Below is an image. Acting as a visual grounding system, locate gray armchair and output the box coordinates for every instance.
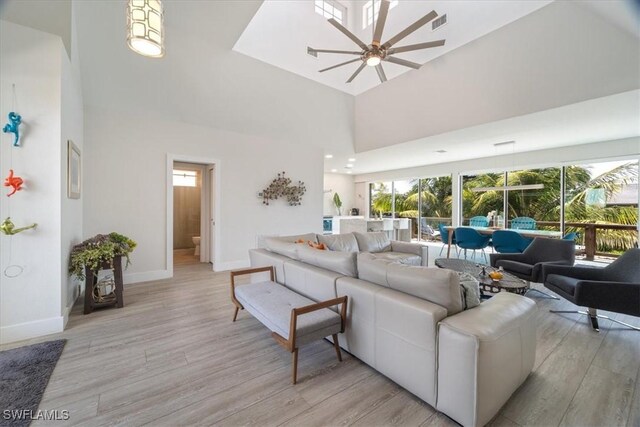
[490,237,576,299]
[541,248,640,331]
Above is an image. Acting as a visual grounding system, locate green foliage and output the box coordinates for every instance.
[70,232,137,281]
[333,192,342,209]
[371,162,638,253]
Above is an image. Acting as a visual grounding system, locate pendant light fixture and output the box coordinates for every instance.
[127,0,165,58]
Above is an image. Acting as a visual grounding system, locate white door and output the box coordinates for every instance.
[208,165,216,269]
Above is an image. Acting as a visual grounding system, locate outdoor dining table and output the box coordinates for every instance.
[444,226,563,258]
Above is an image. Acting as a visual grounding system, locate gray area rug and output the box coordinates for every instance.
[0,340,66,427]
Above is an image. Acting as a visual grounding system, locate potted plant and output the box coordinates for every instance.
[69,232,137,280]
[333,192,343,216]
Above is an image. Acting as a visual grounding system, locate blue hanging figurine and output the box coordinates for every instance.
[3,112,22,147]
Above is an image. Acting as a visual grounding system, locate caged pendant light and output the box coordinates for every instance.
[126,0,165,58]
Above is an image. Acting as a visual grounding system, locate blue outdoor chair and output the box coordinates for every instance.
[469,216,490,227]
[455,227,491,262]
[438,223,459,257]
[511,217,537,230]
[563,232,579,241]
[492,230,533,253]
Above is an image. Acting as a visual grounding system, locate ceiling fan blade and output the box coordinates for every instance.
[382,10,438,49]
[372,0,390,45]
[385,56,422,69]
[328,18,369,51]
[319,58,362,73]
[308,47,362,55]
[346,62,367,83]
[387,39,445,55]
[375,64,387,83]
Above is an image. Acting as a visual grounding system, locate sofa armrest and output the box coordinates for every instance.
[437,293,537,427]
[541,264,603,283]
[531,260,574,283]
[489,252,527,268]
[390,241,429,266]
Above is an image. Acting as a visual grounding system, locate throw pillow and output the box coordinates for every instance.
[458,272,481,309]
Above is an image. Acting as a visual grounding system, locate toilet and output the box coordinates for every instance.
[192,236,201,256]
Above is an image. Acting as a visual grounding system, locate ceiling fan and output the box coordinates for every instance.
[308,0,445,84]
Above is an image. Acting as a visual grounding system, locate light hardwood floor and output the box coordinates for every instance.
[3,259,639,427]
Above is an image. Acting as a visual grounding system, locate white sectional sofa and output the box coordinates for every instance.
[248,232,537,427]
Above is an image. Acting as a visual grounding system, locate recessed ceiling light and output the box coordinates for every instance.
[331,169,337,173]
[325,154,333,159]
[346,171,352,174]
[348,158,356,162]
[435,150,447,153]
[346,164,353,168]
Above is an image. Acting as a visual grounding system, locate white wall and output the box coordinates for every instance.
[323,173,355,216]
[60,6,84,324]
[83,107,324,281]
[0,21,64,343]
[355,1,640,152]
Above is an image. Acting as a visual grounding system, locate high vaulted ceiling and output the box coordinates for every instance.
[234,0,553,95]
[2,0,638,177]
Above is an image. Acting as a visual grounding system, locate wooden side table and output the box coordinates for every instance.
[83,255,124,314]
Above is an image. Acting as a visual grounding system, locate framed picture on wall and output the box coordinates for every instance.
[67,140,81,199]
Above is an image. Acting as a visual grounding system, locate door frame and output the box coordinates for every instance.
[166,154,221,276]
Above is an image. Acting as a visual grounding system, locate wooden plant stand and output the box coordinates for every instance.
[83,255,124,314]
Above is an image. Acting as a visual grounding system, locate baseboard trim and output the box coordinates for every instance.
[124,269,172,285]
[0,316,64,345]
[215,259,250,272]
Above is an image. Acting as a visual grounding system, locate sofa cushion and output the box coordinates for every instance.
[297,245,358,277]
[263,233,317,259]
[264,237,300,259]
[318,233,359,252]
[496,260,533,277]
[354,231,391,253]
[371,251,421,266]
[235,281,341,346]
[357,253,463,315]
[357,253,394,287]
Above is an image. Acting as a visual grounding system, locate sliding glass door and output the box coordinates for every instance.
[564,160,638,260]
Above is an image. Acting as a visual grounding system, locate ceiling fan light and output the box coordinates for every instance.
[366,55,381,67]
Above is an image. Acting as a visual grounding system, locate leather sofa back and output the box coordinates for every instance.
[283,260,340,303]
[262,233,318,259]
[297,245,358,277]
[317,233,360,252]
[358,253,463,315]
[354,231,391,253]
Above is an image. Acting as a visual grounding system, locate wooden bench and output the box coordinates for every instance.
[230,266,347,384]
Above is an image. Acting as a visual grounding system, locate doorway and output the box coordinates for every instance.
[168,157,218,272]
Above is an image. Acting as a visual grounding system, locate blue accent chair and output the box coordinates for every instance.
[469,216,490,227]
[492,230,533,253]
[438,223,459,257]
[563,232,579,241]
[455,227,491,262]
[511,217,537,230]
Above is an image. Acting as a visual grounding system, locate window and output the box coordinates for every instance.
[173,170,197,187]
[363,0,398,29]
[315,0,347,25]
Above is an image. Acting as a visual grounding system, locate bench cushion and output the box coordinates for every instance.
[235,281,342,346]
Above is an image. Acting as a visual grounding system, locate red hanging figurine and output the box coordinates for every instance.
[4,169,23,197]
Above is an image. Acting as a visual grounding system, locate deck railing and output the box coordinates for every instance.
[417,216,638,260]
